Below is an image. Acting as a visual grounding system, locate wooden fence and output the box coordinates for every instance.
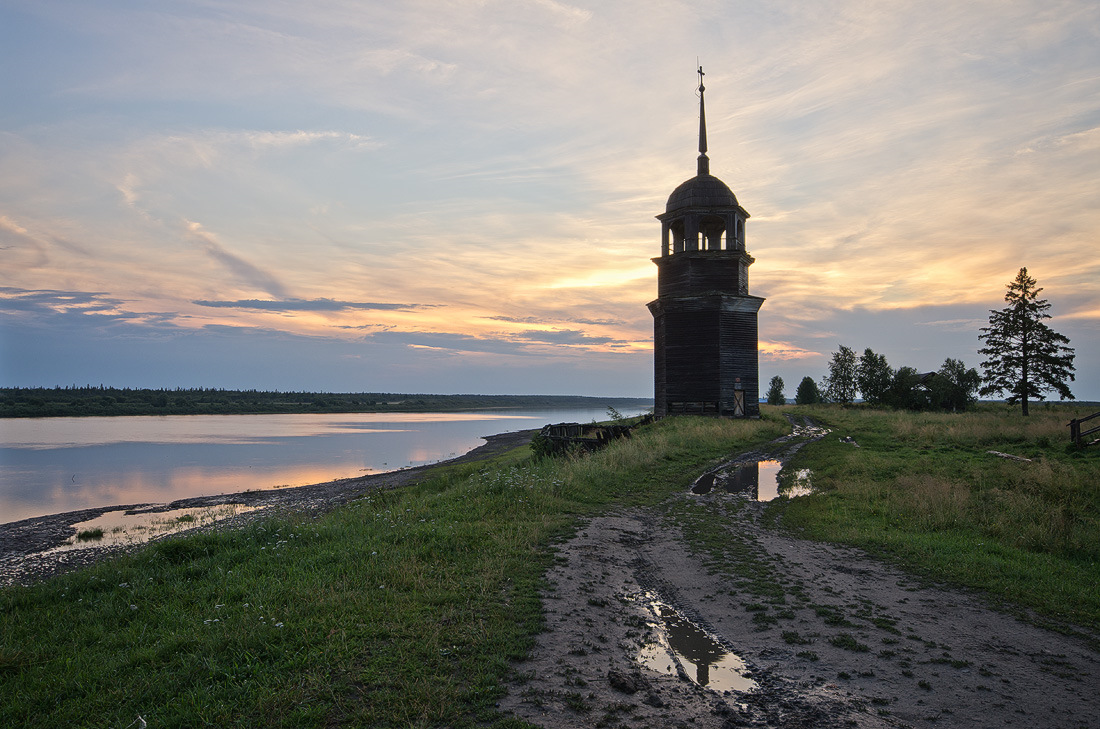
[1069,411,1100,447]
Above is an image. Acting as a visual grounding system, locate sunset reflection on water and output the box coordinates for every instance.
[1,408,645,523]
[1,412,525,449]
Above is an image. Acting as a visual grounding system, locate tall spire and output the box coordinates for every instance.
[697,65,710,176]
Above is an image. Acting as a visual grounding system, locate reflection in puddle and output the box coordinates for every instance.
[47,504,266,554]
[638,597,757,693]
[784,468,814,499]
[692,460,813,501]
[747,460,782,500]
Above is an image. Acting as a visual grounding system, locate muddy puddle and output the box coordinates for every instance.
[692,460,813,500]
[46,503,267,554]
[638,595,758,694]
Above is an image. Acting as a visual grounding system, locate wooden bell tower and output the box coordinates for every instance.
[648,68,764,417]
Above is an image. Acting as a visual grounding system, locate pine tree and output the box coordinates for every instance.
[765,376,785,406]
[978,268,1075,416]
[795,376,822,405]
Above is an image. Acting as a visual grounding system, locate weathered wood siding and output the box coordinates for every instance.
[655,252,752,299]
[649,254,764,418]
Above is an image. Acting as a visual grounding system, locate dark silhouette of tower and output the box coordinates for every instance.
[648,68,764,417]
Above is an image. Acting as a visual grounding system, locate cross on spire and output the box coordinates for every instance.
[697,65,709,175]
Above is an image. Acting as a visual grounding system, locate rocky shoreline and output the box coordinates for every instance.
[0,428,536,588]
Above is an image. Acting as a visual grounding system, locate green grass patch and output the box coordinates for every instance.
[782,630,812,645]
[811,603,857,627]
[75,528,104,541]
[662,498,791,605]
[777,403,1100,631]
[0,415,782,727]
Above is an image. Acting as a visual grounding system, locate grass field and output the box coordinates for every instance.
[2,405,1096,726]
[771,402,1100,632]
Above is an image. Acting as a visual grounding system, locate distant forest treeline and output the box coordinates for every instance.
[0,387,654,419]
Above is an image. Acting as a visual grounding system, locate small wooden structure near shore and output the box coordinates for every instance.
[537,415,655,456]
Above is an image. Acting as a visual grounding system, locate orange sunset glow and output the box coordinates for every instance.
[1,1,1097,398]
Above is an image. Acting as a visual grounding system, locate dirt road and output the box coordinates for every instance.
[501,420,1099,729]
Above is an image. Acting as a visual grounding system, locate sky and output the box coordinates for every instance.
[1,0,1098,400]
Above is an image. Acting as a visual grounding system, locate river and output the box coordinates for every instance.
[0,407,648,524]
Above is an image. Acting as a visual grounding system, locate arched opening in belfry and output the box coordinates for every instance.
[668,219,685,254]
[700,215,727,250]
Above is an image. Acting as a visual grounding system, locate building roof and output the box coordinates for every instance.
[665,173,739,212]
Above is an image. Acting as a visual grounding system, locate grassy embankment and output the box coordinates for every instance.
[2,406,1097,726]
[0,415,785,728]
[771,402,1100,633]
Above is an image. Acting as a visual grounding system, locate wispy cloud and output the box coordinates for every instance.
[513,329,617,347]
[369,326,636,358]
[240,130,377,151]
[0,287,122,314]
[760,340,821,361]
[0,287,181,333]
[192,298,426,312]
[183,221,289,299]
[0,215,48,269]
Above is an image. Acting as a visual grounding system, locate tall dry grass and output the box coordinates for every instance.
[781,403,1100,627]
[882,402,1092,449]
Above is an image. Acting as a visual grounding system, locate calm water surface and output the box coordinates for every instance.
[0,408,646,524]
